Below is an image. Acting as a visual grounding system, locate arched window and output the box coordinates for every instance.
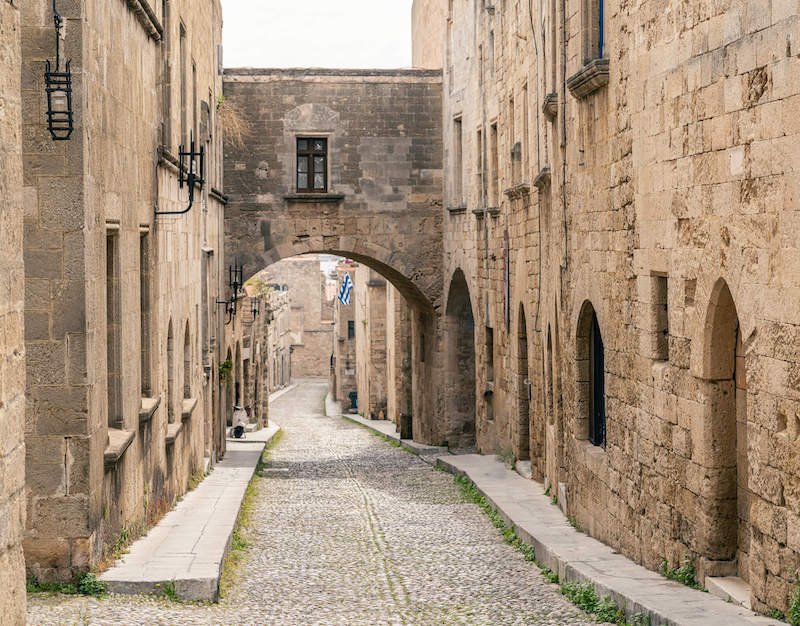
[183,322,191,399]
[588,311,605,447]
[167,320,175,423]
[577,302,605,448]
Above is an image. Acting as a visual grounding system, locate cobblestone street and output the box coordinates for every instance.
[28,380,594,625]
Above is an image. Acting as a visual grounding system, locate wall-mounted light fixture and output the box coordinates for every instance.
[155,133,205,216]
[228,262,243,294]
[45,0,74,141]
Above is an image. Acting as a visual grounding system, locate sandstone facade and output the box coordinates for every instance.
[440,0,800,614]
[222,69,444,442]
[20,0,228,581]
[0,0,27,621]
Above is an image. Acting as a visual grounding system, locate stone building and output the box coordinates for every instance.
[330,261,358,410]
[254,255,333,379]
[222,67,444,443]
[0,0,27,621]
[439,0,800,614]
[20,0,227,581]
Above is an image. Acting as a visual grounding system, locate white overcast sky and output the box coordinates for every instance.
[222,1,414,69]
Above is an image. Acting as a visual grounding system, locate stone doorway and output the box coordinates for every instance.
[698,279,750,582]
[516,304,530,461]
[445,269,476,449]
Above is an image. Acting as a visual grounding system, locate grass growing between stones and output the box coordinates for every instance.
[659,557,706,591]
[27,572,106,598]
[452,472,651,626]
[219,429,283,599]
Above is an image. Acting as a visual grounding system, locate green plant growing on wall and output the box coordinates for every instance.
[219,359,233,388]
[659,556,706,591]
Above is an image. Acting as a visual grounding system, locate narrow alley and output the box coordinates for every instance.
[27,380,595,625]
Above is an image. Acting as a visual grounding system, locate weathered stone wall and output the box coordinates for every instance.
[412,0,447,69]
[222,68,445,441]
[440,0,800,614]
[21,0,225,580]
[355,266,388,419]
[0,0,27,621]
[256,255,333,378]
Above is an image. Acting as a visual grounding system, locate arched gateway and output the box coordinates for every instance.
[222,68,444,443]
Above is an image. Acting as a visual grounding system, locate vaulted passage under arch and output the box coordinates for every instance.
[222,68,445,444]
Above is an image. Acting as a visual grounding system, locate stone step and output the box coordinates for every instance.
[706,576,752,610]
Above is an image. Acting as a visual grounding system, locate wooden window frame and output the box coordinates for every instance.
[296,137,328,193]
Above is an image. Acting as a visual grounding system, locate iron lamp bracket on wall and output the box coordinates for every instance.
[155,133,205,216]
[45,0,74,141]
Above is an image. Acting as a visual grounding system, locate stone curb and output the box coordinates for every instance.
[99,424,281,603]
[328,396,447,464]
[434,454,780,626]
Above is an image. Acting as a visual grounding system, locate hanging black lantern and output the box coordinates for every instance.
[45,1,74,141]
[178,132,205,209]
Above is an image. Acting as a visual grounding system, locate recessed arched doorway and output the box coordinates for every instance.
[698,278,749,581]
[516,304,530,461]
[444,269,476,450]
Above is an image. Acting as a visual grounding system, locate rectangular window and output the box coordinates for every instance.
[583,0,605,62]
[140,232,152,397]
[107,230,122,429]
[347,320,355,339]
[522,84,529,177]
[652,274,669,361]
[476,128,483,204]
[297,137,327,192]
[453,117,463,205]
[161,0,171,146]
[179,23,187,147]
[192,62,198,141]
[486,326,494,381]
[489,122,499,206]
[489,30,495,79]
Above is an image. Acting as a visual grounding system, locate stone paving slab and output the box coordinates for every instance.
[99,423,280,603]
[435,453,780,626]
[328,394,447,462]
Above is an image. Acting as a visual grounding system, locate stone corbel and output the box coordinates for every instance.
[166,422,183,446]
[542,92,558,120]
[139,396,161,425]
[181,398,198,421]
[533,167,552,191]
[104,428,136,472]
[566,58,610,99]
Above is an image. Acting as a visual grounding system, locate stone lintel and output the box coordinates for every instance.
[283,193,345,203]
[181,398,198,421]
[139,396,161,425]
[165,422,183,445]
[472,208,486,218]
[566,58,610,99]
[104,429,136,472]
[447,205,467,214]
[486,206,501,217]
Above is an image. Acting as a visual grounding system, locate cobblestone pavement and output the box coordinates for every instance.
[27,380,596,625]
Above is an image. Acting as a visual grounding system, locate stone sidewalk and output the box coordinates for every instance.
[342,409,780,626]
[99,424,280,602]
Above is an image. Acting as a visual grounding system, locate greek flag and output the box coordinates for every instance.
[338,274,354,306]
